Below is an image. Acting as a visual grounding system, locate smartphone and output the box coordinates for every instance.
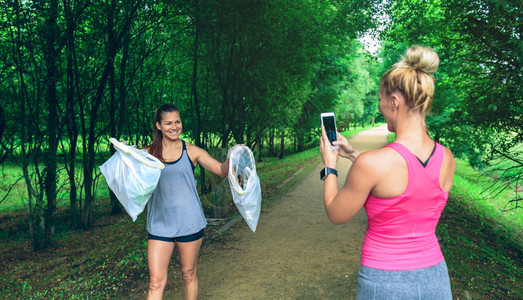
[320,112,338,150]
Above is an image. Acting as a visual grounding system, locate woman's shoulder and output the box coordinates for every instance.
[440,144,456,172]
[354,145,405,172]
[185,141,202,152]
[440,144,454,158]
[357,145,403,162]
[184,141,209,159]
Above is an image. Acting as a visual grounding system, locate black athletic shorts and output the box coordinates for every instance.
[148,228,204,243]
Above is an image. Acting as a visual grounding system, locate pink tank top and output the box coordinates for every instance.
[361,142,448,270]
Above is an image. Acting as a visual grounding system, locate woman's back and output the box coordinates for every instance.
[368,139,455,200]
[362,142,450,270]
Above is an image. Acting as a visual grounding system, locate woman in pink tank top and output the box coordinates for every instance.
[320,45,456,299]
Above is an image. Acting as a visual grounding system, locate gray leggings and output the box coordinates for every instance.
[356,260,452,300]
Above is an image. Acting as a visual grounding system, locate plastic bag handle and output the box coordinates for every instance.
[109,138,165,169]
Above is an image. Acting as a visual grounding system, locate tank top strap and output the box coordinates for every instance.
[385,143,419,166]
[424,142,444,180]
[385,142,444,182]
[181,140,195,172]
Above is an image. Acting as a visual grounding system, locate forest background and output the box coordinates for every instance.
[0,0,520,297]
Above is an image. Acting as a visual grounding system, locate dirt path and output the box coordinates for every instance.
[165,125,390,299]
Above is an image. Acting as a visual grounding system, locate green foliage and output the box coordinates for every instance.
[335,45,377,129]
[379,0,522,207]
[386,132,396,144]
[297,38,381,151]
[0,0,384,245]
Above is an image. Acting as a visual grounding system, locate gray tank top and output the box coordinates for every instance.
[146,140,207,237]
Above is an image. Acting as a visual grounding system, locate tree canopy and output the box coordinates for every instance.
[378,0,521,207]
[0,0,381,249]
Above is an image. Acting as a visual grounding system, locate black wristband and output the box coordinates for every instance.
[320,167,338,181]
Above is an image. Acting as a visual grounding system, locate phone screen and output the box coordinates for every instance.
[323,115,337,145]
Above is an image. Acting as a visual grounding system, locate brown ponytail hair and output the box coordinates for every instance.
[381,45,439,114]
[147,104,180,162]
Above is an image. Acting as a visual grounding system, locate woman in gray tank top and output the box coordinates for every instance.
[145,104,237,300]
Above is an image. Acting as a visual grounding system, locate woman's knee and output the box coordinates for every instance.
[149,275,168,291]
[181,266,197,283]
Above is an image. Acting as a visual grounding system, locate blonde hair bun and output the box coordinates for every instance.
[381,45,440,114]
[396,45,439,75]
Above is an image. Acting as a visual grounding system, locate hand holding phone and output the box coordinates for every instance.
[321,112,338,150]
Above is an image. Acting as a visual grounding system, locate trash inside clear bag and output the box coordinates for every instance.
[227,145,262,232]
[100,138,164,221]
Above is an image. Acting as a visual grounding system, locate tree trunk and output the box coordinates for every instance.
[81,54,114,228]
[269,128,275,155]
[43,0,59,247]
[256,133,263,163]
[191,0,206,194]
[108,0,122,215]
[63,0,80,228]
[117,26,129,139]
[279,130,285,159]
[296,127,305,152]
[23,160,46,250]
[0,102,6,164]
[9,1,46,249]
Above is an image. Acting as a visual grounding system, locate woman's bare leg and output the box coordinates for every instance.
[176,238,203,300]
[147,239,175,300]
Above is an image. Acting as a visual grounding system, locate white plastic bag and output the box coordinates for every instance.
[99,138,164,221]
[227,145,262,232]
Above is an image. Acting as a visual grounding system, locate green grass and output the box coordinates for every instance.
[452,159,522,234]
[439,158,522,299]
[0,163,28,213]
[0,164,111,215]
[438,191,522,299]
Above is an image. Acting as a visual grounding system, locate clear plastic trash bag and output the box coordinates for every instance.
[99,138,164,221]
[227,145,262,232]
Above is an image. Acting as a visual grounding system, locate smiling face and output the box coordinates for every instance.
[156,111,182,141]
